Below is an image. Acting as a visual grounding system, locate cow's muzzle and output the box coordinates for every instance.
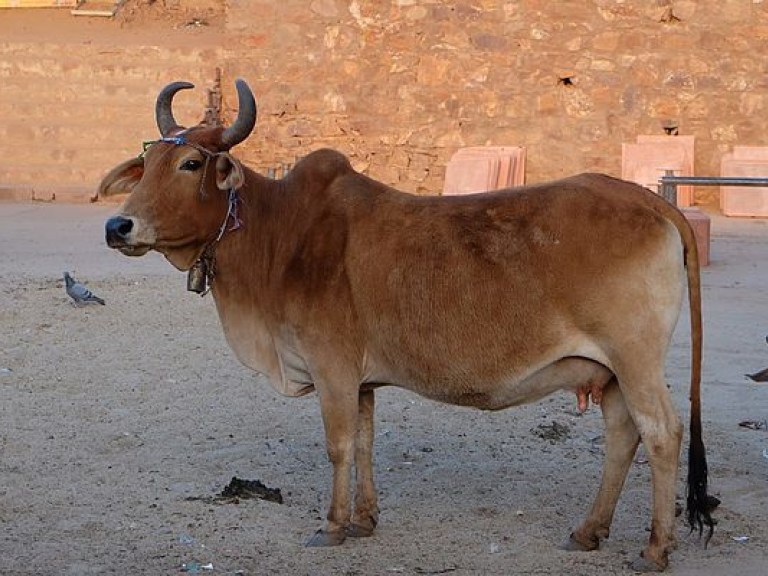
[105,215,150,256]
[105,215,133,246]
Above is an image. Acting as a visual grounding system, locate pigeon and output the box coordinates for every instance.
[63,272,105,306]
[746,367,768,382]
[744,336,768,382]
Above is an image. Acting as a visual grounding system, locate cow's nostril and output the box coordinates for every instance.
[105,215,134,246]
[117,220,133,236]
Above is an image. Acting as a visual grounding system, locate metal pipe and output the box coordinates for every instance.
[660,169,678,204]
[657,174,768,207]
[659,176,768,187]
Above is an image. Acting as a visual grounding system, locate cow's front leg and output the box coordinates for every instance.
[306,385,359,547]
[348,389,378,537]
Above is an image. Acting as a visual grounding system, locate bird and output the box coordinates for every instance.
[747,367,768,382]
[63,272,105,306]
[745,335,768,382]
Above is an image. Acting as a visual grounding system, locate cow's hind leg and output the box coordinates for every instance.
[347,389,379,537]
[565,378,640,551]
[618,366,683,571]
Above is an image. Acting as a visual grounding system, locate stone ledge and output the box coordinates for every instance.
[0,185,34,202]
[0,184,96,203]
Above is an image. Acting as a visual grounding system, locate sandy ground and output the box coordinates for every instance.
[0,201,767,576]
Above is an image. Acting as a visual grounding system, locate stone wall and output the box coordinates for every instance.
[2,0,768,204]
[225,0,768,204]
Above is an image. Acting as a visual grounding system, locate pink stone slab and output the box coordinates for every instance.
[681,207,710,266]
[720,154,768,217]
[621,140,694,206]
[443,147,526,194]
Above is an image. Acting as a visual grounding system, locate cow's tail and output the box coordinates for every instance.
[671,208,714,542]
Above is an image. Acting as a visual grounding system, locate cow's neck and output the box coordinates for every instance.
[203,169,312,394]
[213,169,301,293]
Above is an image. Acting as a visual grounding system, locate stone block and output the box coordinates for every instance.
[681,207,710,266]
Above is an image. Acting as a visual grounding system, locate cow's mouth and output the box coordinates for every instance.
[115,244,152,257]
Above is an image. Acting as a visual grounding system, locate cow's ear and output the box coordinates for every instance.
[98,157,144,198]
[215,153,245,191]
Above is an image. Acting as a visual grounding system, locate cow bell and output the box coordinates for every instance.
[187,259,208,294]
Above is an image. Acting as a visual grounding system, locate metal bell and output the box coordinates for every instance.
[187,259,208,294]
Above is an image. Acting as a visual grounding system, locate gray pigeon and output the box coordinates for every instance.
[745,335,768,382]
[63,272,105,305]
[747,368,768,382]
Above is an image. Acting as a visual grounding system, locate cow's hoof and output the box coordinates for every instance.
[630,552,666,572]
[347,512,377,538]
[345,523,374,538]
[562,532,599,552]
[305,528,346,547]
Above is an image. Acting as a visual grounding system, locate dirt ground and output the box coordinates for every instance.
[0,201,767,576]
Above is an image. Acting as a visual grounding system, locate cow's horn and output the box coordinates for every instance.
[220,79,257,150]
[156,81,195,137]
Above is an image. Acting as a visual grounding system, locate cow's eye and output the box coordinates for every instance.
[180,159,203,171]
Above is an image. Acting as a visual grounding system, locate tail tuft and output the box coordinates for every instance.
[686,426,714,544]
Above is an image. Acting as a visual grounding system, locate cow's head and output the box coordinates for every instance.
[103,79,256,271]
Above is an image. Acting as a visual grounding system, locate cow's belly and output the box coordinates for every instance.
[368,356,613,411]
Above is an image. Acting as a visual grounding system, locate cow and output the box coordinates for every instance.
[101,79,714,571]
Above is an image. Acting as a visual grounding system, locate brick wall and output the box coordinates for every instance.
[2,1,768,204]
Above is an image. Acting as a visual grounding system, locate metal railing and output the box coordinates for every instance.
[658,169,768,206]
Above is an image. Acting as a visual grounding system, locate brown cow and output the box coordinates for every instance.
[102,79,713,571]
